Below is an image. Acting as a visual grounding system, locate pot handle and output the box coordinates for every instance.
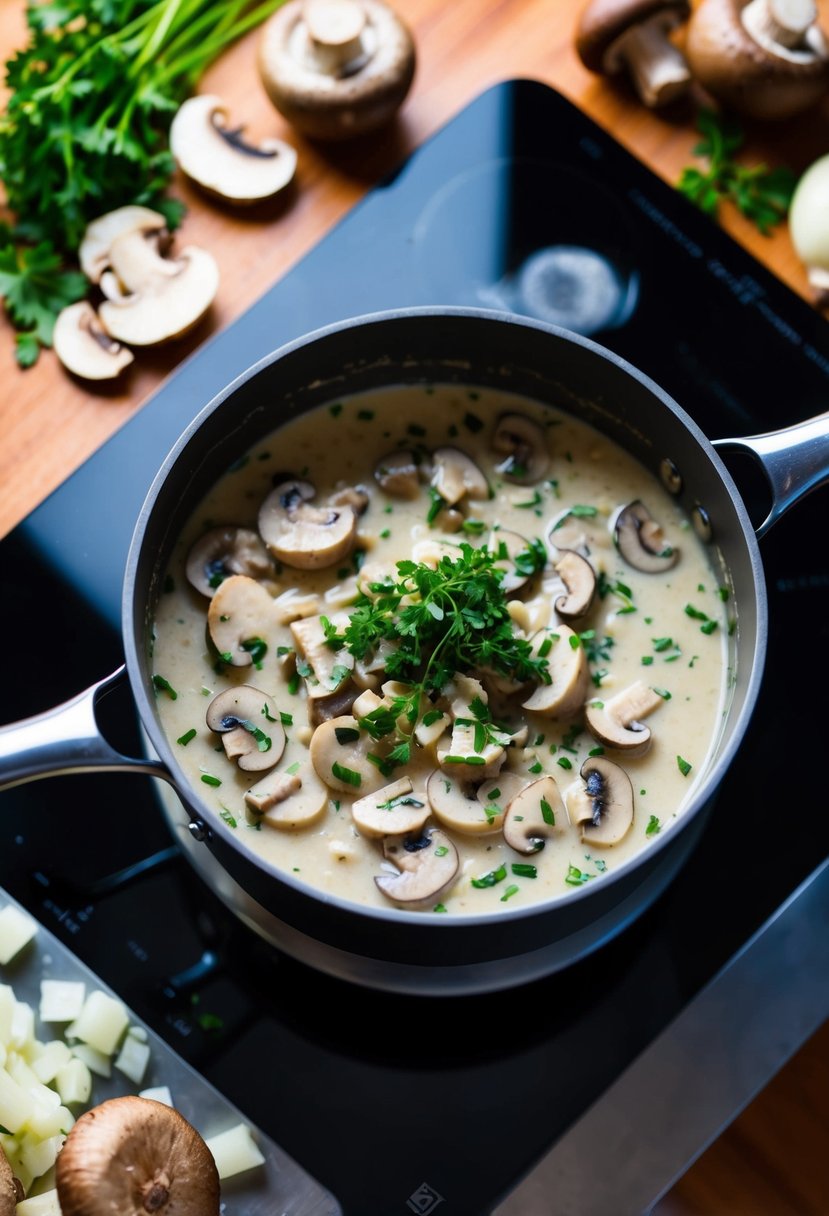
[713,410,829,540]
[0,667,173,793]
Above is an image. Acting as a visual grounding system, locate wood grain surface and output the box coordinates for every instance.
[2,2,829,1211]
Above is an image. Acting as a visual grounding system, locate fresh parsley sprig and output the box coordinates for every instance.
[677,109,796,234]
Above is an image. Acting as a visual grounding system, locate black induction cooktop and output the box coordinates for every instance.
[2,80,829,1215]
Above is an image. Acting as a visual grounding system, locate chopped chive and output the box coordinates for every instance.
[219,808,237,828]
[652,687,672,700]
[500,884,520,902]
[332,762,361,786]
[677,755,692,777]
[528,761,543,774]
[471,864,507,888]
[177,728,197,746]
[286,761,301,775]
[433,903,448,913]
[152,675,177,700]
[434,845,449,857]
[565,865,593,886]
[642,656,654,666]
[444,755,486,765]
[334,726,360,745]
[279,710,293,726]
[540,798,555,826]
[556,756,573,770]
[287,673,300,696]
[511,863,538,879]
[201,774,221,787]
[700,620,718,635]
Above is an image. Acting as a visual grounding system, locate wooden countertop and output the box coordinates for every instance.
[2,0,829,539]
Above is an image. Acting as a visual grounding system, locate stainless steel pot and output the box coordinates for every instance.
[2,309,828,995]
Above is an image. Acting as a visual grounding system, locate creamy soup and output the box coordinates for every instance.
[152,384,729,916]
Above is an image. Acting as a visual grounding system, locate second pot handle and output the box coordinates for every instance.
[713,410,829,540]
[0,667,172,794]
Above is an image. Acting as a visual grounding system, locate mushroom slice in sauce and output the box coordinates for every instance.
[374,450,420,498]
[310,714,387,793]
[290,614,354,698]
[206,686,285,772]
[489,527,537,594]
[585,680,664,755]
[491,412,550,483]
[56,1095,220,1216]
[614,500,678,573]
[521,625,590,718]
[352,776,429,838]
[246,761,329,829]
[552,550,597,619]
[259,479,357,570]
[431,447,489,506]
[427,769,493,834]
[186,526,272,597]
[375,828,459,908]
[503,775,569,854]
[568,756,635,846]
[207,575,276,666]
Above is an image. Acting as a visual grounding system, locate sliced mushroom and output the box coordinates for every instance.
[375,828,459,907]
[491,413,550,483]
[258,0,416,141]
[503,775,569,854]
[206,686,285,772]
[375,450,420,498]
[53,301,134,381]
[431,447,489,506]
[259,479,357,570]
[207,575,275,666]
[328,483,370,515]
[427,769,493,834]
[585,680,664,754]
[521,625,590,718]
[308,683,360,725]
[290,614,354,698]
[567,756,634,846]
[246,760,329,828]
[98,228,219,346]
[309,714,386,793]
[186,526,272,597]
[169,94,297,203]
[489,528,536,594]
[272,587,322,623]
[552,550,597,619]
[79,205,167,283]
[352,776,430,837]
[0,1145,22,1215]
[614,500,678,573]
[55,1095,220,1216]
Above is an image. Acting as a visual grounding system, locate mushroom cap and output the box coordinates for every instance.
[375,828,459,906]
[259,480,357,570]
[170,94,297,203]
[431,447,489,506]
[489,528,536,594]
[258,0,416,140]
[99,229,219,346]
[0,1146,21,1216]
[491,412,550,484]
[585,680,664,754]
[53,300,134,381]
[521,625,590,718]
[310,714,387,793]
[374,449,421,499]
[569,755,635,846]
[686,0,829,118]
[576,0,690,71]
[207,574,276,666]
[352,776,430,837]
[553,549,597,619]
[502,774,569,854]
[79,205,167,283]
[614,499,678,574]
[186,525,273,597]
[56,1096,220,1216]
[206,685,286,771]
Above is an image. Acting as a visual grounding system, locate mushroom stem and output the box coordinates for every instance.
[742,0,816,49]
[807,264,829,299]
[616,15,691,105]
[304,0,368,70]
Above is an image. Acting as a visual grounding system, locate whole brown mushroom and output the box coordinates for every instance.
[56,1095,220,1216]
[686,0,829,119]
[575,0,692,106]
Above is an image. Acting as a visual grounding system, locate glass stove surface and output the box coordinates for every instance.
[1,80,828,1215]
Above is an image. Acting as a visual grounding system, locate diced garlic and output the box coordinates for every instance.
[39,979,85,1024]
[139,1084,173,1106]
[205,1123,266,1180]
[0,905,37,965]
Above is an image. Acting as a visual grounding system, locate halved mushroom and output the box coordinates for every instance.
[52,300,134,381]
[614,500,678,573]
[207,575,275,666]
[552,550,597,619]
[375,828,459,907]
[98,228,219,346]
[431,447,489,506]
[503,775,569,854]
[352,776,430,837]
[521,625,590,718]
[259,479,357,570]
[290,614,354,698]
[186,526,272,597]
[489,528,537,594]
[567,756,634,846]
[79,205,167,283]
[206,686,285,772]
[0,1145,22,1215]
[375,450,420,498]
[491,413,550,483]
[246,759,328,828]
[55,1095,220,1216]
[427,769,492,834]
[585,680,664,754]
[169,94,297,204]
[309,714,387,793]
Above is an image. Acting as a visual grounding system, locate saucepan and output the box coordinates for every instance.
[1,308,827,996]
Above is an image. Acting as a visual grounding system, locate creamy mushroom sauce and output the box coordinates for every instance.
[152,384,729,916]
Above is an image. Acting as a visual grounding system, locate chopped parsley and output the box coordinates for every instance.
[565,865,593,886]
[152,675,177,700]
[332,762,361,787]
[471,864,507,888]
[500,884,520,902]
[677,755,692,777]
[646,815,662,837]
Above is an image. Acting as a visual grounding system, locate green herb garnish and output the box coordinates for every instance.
[332,762,361,787]
[471,864,508,889]
[177,728,197,746]
[152,675,177,700]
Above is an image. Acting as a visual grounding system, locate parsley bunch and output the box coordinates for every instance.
[0,0,286,364]
[678,108,796,234]
[330,544,550,753]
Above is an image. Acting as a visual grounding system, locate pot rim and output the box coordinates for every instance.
[124,305,768,931]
